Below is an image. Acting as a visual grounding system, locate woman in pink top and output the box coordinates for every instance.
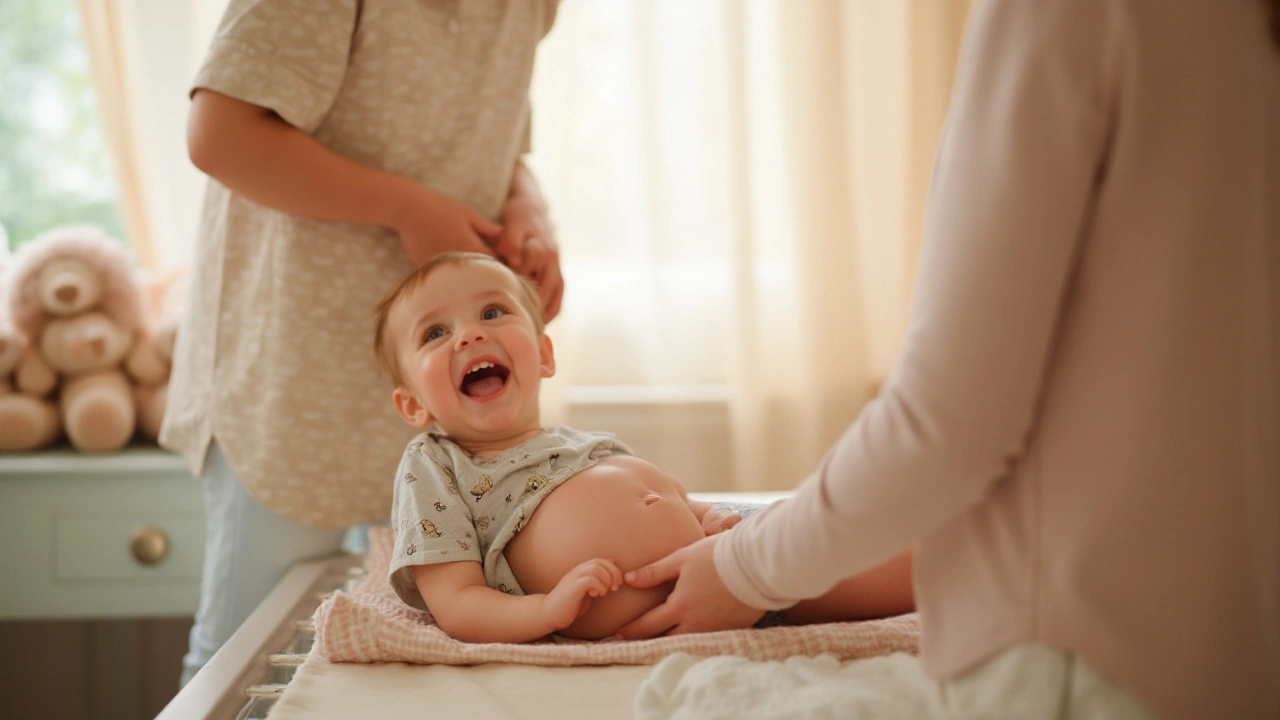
[618,1,1280,718]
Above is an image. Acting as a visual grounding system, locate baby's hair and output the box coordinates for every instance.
[373,252,545,387]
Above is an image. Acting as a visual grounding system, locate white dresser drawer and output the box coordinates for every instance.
[0,448,206,619]
[54,509,204,582]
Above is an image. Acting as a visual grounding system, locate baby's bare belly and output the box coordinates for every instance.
[503,455,705,639]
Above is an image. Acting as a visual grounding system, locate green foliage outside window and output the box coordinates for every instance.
[0,0,126,253]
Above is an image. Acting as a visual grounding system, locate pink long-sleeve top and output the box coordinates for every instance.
[715,2,1280,719]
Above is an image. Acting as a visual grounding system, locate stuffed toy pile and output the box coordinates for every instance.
[0,223,182,453]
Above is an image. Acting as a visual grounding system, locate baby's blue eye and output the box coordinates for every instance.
[482,306,506,321]
[424,326,446,342]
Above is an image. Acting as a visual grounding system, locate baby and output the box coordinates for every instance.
[373,252,915,644]
[374,252,744,642]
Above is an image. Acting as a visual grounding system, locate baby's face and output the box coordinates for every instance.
[388,261,553,444]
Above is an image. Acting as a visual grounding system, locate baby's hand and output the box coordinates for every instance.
[542,558,623,632]
[701,507,742,535]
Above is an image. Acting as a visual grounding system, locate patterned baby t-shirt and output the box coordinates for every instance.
[388,426,632,611]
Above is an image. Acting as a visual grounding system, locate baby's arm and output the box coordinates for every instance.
[186,90,499,265]
[412,558,623,643]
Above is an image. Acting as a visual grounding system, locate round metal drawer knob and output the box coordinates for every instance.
[130,526,169,565]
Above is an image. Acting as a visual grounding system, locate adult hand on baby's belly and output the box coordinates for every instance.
[503,456,707,639]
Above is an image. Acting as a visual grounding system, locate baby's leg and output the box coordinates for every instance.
[783,547,916,624]
[717,503,915,623]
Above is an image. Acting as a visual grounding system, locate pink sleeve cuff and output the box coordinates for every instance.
[714,505,799,611]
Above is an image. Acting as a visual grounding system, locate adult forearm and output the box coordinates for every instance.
[187,89,417,229]
[434,587,556,643]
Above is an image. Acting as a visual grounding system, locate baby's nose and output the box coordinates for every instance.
[456,329,486,347]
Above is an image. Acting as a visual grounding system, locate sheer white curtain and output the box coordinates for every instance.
[530,0,972,491]
[76,0,156,266]
[77,0,218,269]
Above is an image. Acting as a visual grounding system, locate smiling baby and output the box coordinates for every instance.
[372,252,740,642]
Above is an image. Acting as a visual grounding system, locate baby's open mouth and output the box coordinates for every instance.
[460,361,510,397]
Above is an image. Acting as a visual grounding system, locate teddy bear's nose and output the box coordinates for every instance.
[55,285,79,305]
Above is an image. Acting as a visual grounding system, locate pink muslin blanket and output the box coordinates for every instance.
[315,527,919,666]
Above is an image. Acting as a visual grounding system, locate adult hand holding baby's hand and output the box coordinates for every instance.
[541,557,623,632]
[392,183,502,267]
[614,535,765,639]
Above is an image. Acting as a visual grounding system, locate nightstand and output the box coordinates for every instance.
[0,446,205,620]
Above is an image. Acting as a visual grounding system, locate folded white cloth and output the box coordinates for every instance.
[637,644,1164,720]
[635,652,936,720]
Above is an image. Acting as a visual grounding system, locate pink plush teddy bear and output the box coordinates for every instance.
[4,225,147,452]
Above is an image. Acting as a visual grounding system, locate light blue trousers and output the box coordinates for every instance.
[180,444,349,686]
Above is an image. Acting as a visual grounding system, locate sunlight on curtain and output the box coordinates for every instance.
[76,0,220,269]
[530,0,972,490]
[76,0,157,266]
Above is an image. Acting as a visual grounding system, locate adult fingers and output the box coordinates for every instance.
[491,225,525,269]
[614,602,679,640]
[522,236,550,277]
[451,215,496,255]
[459,229,496,256]
[403,226,489,266]
[624,550,682,589]
[467,207,503,240]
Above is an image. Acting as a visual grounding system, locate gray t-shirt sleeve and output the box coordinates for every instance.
[191,0,357,132]
[387,443,483,611]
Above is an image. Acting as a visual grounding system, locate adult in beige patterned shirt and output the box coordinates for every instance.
[162,0,561,684]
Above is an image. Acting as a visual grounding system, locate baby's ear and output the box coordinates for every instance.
[392,387,433,428]
[539,334,555,378]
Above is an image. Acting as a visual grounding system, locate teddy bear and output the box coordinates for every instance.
[0,225,62,452]
[5,225,147,453]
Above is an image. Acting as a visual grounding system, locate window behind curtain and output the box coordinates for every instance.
[0,0,126,252]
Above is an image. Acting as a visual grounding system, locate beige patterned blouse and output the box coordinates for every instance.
[161,0,558,529]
